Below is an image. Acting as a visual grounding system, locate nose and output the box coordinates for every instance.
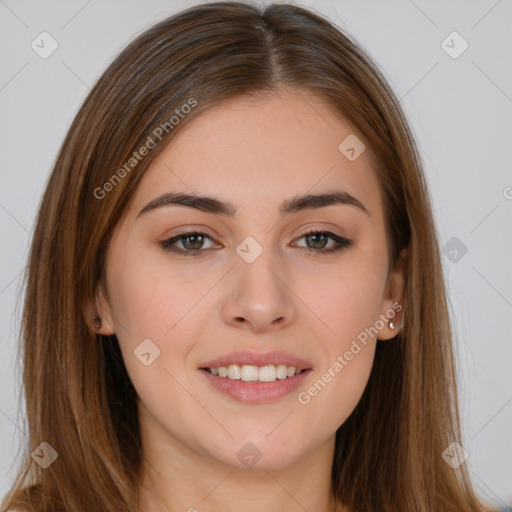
[221,250,296,333]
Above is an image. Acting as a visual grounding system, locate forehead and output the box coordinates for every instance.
[131,88,381,218]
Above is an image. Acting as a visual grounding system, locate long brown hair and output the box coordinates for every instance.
[2,2,487,511]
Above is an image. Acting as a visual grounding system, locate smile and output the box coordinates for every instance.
[199,351,313,404]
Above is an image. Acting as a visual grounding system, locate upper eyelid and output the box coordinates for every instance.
[296,226,337,237]
[168,231,220,248]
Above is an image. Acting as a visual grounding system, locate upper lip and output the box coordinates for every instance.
[199,350,313,370]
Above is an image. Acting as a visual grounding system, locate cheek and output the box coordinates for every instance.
[104,251,207,401]
[107,247,211,340]
[291,254,386,429]
[299,255,387,344]
[296,280,381,437]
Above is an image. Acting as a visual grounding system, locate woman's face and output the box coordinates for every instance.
[94,87,405,471]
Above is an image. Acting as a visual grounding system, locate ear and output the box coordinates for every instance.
[377,247,408,340]
[82,283,116,336]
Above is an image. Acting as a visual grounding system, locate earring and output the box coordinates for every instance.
[389,321,396,330]
[93,316,101,330]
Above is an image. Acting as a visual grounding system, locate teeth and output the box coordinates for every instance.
[227,364,241,379]
[276,364,288,379]
[240,365,259,382]
[258,365,276,382]
[208,364,304,382]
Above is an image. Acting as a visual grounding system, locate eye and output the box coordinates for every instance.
[293,228,353,255]
[160,231,219,257]
[160,228,353,258]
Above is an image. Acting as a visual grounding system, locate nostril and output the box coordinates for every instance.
[273,317,285,324]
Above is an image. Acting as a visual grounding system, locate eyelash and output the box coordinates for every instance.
[160,228,353,258]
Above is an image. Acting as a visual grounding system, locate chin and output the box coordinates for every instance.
[204,435,310,472]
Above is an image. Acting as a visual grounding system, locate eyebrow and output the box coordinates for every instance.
[137,190,369,218]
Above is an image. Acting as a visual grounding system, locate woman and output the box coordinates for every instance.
[2,2,489,511]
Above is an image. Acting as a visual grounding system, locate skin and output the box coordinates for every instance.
[86,87,407,512]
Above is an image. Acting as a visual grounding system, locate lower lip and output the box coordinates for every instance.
[200,368,312,404]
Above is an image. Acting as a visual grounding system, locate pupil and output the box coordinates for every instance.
[308,233,327,249]
[184,234,203,250]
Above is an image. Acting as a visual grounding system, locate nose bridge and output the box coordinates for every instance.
[223,235,295,331]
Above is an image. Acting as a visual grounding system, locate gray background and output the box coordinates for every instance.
[1,0,511,508]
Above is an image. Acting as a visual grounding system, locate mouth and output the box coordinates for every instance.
[198,351,313,404]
